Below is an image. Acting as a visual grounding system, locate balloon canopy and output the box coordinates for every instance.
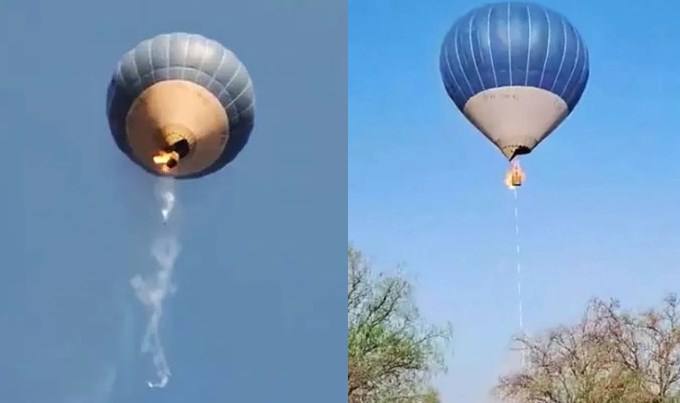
[439,2,589,160]
[106,32,255,178]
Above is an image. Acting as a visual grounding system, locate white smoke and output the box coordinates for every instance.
[158,180,175,223]
[130,177,180,389]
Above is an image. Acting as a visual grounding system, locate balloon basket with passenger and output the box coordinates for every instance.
[504,160,525,189]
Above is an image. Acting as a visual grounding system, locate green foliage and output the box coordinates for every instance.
[348,245,452,403]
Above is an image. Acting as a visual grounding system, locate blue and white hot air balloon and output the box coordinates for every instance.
[106,32,255,179]
[439,2,588,165]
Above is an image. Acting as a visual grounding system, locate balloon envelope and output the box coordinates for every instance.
[439,2,588,160]
[106,32,255,178]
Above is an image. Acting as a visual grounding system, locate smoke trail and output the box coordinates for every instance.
[130,177,180,389]
[512,188,525,368]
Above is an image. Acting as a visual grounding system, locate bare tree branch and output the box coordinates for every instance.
[496,295,680,403]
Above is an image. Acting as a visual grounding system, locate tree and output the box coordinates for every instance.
[495,294,680,403]
[348,245,452,402]
[420,388,442,403]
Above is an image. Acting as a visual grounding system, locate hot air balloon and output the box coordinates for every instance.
[106,32,255,178]
[439,2,588,186]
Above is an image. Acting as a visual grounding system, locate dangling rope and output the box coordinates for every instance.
[504,159,528,368]
[512,187,525,368]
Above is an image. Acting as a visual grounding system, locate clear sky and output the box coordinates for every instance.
[349,0,680,401]
[0,0,347,402]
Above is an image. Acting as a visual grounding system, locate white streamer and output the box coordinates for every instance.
[130,177,180,389]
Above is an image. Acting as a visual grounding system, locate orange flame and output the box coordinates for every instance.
[504,161,525,189]
[152,150,179,172]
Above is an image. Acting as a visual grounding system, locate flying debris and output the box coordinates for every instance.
[106,32,256,178]
[439,2,589,186]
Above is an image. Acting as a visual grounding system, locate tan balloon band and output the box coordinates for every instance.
[463,86,569,161]
[125,80,229,177]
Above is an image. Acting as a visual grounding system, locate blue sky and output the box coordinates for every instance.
[0,0,347,402]
[349,0,680,401]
